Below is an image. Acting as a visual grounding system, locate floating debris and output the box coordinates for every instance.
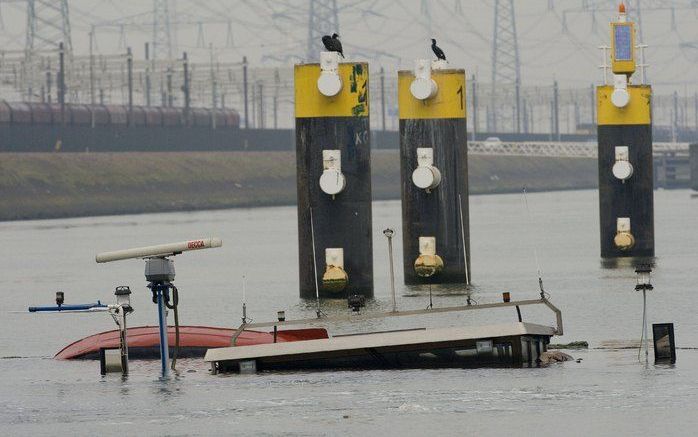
[538,351,574,365]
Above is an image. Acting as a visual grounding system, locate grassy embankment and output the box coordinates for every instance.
[0,151,597,221]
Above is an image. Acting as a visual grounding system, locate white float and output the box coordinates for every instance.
[612,146,634,180]
[611,74,630,108]
[317,51,342,97]
[411,148,442,190]
[319,149,346,196]
[410,59,438,101]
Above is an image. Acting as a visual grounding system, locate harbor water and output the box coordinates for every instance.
[1,189,697,436]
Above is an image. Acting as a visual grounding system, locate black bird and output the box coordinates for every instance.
[322,33,345,58]
[431,38,446,61]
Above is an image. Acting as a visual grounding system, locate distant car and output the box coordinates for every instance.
[484,137,502,146]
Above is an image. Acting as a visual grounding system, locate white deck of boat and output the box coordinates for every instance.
[204,322,556,363]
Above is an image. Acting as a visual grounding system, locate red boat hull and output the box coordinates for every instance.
[54,325,329,360]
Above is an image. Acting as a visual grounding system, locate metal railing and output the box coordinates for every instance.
[468,141,690,158]
[229,296,564,347]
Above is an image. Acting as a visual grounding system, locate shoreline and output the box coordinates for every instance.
[0,151,598,222]
[0,186,599,224]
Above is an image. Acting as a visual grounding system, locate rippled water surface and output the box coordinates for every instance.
[1,189,697,436]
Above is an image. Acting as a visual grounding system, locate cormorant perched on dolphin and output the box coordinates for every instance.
[322,33,345,58]
[431,38,446,61]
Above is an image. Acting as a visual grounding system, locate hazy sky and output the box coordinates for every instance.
[1,0,696,93]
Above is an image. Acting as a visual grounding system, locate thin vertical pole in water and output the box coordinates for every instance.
[643,289,649,365]
[309,208,321,317]
[156,288,169,377]
[522,188,546,296]
[386,230,396,312]
[458,194,470,286]
[119,309,129,375]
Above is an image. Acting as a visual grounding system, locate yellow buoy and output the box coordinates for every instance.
[414,254,444,278]
[322,265,348,292]
[614,231,635,251]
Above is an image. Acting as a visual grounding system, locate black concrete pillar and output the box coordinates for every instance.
[397,66,470,285]
[597,85,654,258]
[295,60,373,299]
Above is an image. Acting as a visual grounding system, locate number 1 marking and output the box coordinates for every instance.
[457,85,464,110]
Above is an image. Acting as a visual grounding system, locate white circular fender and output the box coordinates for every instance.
[611,88,630,108]
[319,169,346,195]
[412,166,442,190]
[317,72,342,97]
[409,78,438,100]
[612,160,634,181]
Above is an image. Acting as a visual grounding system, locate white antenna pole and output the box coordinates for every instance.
[522,188,545,296]
[241,274,248,324]
[458,194,470,286]
[309,208,322,317]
